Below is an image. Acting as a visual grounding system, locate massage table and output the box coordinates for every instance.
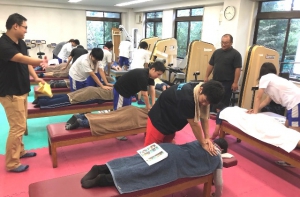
[26,102,114,136]
[47,123,146,168]
[34,86,70,98]
[29,157,237,197]
[30,76,68,85]
[220,120,300,168]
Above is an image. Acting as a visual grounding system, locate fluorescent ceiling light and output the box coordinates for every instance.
[115,0,152,6]
[68,0,82,3]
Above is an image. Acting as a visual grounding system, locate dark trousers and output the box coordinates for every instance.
[211,81,233,112]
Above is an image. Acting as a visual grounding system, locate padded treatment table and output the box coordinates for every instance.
[47,123,147,168]
[110,70,128,78]
[29,158,237,197]
[220,121,300,168]
[34,86,70,98]
[26,102,113,136]
[30,76,68,85]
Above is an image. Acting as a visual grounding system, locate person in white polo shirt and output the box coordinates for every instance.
[68,48,112,92]
[58,39,79,62]
[130,41,150,70]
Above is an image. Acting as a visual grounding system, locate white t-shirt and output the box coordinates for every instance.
[119,40,132,58]
[69,53,99,81]
[100,49,112,68]
[129,49,150,70]
[259,73,300,110]
[57,43,75,60]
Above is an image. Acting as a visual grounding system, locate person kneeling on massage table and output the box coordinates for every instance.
[32,86,113,109]
[80,138,228,197]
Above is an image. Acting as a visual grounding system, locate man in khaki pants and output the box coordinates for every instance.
[0,13,47,172]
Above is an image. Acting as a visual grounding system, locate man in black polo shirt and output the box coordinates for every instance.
[113,61,166,111]
[65,45,88,68]
[0,13,48,172]
[204,34,242,109]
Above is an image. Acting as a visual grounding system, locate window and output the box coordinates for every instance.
[175,8,204,58]
[253,0,300,80]
[86,11,121,50]
[145,11,162,38]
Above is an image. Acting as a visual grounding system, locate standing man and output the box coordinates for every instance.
[113,62,165,141]
[118,37,132,70]
[0,13,47,172]
[204,34,242,110]
[145,81,225,156]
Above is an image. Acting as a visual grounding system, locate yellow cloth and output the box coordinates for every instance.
[37,82,53,97]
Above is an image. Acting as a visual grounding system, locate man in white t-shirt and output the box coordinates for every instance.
[58,39,79,62]
[119,38,132,70]
[130,41,150,70]
[101,41,113,76]
[68,48,112,92]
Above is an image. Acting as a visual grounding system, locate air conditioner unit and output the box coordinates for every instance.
[135,14,142,24]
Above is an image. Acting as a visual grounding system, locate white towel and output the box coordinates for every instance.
[220,106,300,152]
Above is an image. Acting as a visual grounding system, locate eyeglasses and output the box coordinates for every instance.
[20,25,28,30]
[221,41,231,45]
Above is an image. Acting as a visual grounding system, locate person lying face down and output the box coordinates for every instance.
[32,86,113,109]
[65,105,148,132]
[80,138,228,197]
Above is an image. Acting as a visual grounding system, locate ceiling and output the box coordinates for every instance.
[22,0,199,9]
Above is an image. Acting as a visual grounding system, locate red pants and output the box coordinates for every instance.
[144,117,175,146]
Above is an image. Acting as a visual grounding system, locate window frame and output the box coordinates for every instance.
[174,7,203,59]
[253,1,300,81]
[86,11,122,49]
[144,11,163,38]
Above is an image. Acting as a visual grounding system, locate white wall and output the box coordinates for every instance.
[221,0,256,63]
[0,0,129,59]
[162,10,175,39]
[202,5,224,48]
[0,0,258,63]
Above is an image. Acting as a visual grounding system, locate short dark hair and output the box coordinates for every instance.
[215,102,226,111]
[105,41,113,49]
[149,61,166,73]
[77,45,84,49]
[213,138,228,153]
[222,34,233,43]
[68,39,75,42]
[258,62,277,80]
[200,80,224,105]
[74,39,80,45]
[139,41,148,49]
[6,13,27,30]
[91,48,104,61]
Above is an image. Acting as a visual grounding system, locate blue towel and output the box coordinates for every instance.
[107,140,222,194]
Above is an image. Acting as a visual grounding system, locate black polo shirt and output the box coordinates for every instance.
[70,47,88,63]
[148,83,197,135]
[0,34,30,96]
[209,47,242,82]
[114,68,155,98]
